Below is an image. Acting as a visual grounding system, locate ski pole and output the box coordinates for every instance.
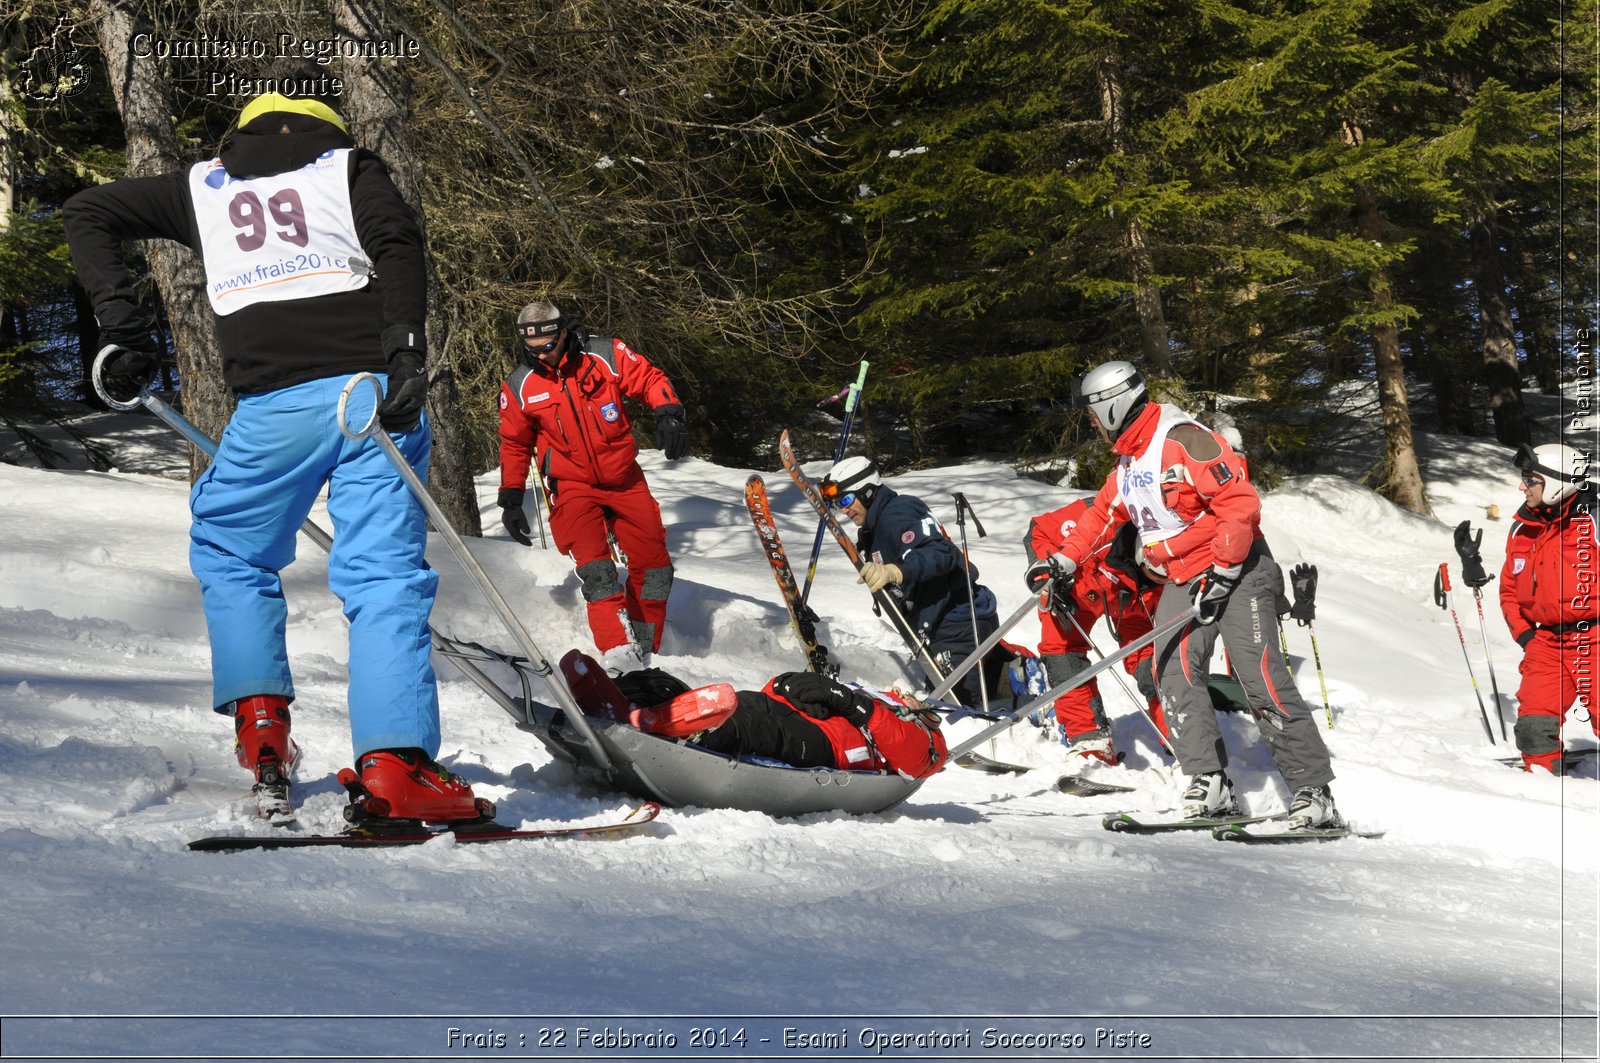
[1056,602,1175,756]
[951,492,989,713]
[1455,521,1509,742]
[1287,563,1334,729]
[1304,625,1334,730]
[338,373,614,771]
[800,360,869,608]
[1471,588,1509,741]
[1434,562,1496,745]
[945,604,1202,761]
[530,474,550,549]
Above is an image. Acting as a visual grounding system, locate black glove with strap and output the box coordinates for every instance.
[1289,563,1317,625]
[1194,564,1242,625]
[772,671,873,725]
[498,487,532,547]
[1024,552,1076,609]
[1453,520,1492,589]
[378,351,427,432]
[655,403,689,460]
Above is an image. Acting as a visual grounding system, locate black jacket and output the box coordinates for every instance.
[62,114,427,394]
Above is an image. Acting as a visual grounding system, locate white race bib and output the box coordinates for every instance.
[1117,404,1204,547]
[189,148,368,315]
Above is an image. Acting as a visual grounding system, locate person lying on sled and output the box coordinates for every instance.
[569,657,949,779]
[698,672,948,780]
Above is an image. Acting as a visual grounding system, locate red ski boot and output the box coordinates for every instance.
[230,694,298,821]
[338,750,495,827]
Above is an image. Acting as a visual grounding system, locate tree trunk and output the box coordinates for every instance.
[333,0,482,536]
[1510,249,1561,393]
[1471,211,1528,446]
[87,0,230,477]
[1096,53,1171,374]
[1356,191,1432,516]
[1,34,15,232]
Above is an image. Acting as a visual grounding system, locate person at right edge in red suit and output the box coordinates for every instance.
[1038,360,1339,828]
[1496,443,1598,773]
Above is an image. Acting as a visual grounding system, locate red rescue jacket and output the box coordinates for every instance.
[762,680,949,779]
[1060,403,1260,585]
[1499,493,1600,643]
[499,334,680,492]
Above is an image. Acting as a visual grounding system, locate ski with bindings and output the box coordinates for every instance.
[1057,775,1137,797]
[745,475,833,674]
[954,751,1031,775]
[189,802,662,852]
[777,430,948,684]
[1213,823,1385,844]
[1102,810,1285,834]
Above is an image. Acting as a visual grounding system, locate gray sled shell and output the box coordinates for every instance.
[523,700,925,817]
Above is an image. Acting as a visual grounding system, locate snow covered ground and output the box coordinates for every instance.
[0,407,1596,1063]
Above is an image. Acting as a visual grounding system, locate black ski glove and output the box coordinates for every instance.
[1516,628,1537,649]
[97,342,159,404]
[1024,553,1076,609]
[378,351,427,432]
[772,671,873,724]
[655,404,689,460]
[1289,563,1317,625]
[498,487,532,546]
[1453,521,1492,588]
[1194,565,1242,625]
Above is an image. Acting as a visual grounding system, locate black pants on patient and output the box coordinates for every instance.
[694,691,834,768]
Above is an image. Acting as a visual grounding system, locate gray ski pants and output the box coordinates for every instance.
[1150,541,1334,790]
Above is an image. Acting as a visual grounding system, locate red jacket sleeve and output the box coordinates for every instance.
[1059,478,1128,569]
[612,338,681,411]
[497,379,536,492]
[1498,540,1530,644]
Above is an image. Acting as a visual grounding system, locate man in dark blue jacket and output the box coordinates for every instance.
[821,456,1000,708]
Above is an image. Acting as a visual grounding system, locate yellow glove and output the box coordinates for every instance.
[857,562,903,593]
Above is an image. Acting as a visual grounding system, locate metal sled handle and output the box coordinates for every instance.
[944,603,1201,762]
[923,596,1037,704]
[90,344,150,413]
[336,373,614,771]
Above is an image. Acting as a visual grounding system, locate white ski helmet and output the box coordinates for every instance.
[1515,443,1590,506]
[1074,360,1148,439]
[821,455,881,506]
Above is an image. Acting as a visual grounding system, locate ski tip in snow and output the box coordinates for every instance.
[954,752,1031,775]
[1055,774,1137,797]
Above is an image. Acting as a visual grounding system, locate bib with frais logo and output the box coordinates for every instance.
[1116,404,1204,547]
[188,148,368,315]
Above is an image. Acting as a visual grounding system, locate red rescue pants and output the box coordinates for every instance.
[1514,627,1600,772]
[550,470,673,654]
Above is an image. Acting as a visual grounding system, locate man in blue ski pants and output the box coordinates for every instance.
[63,60,484,824]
